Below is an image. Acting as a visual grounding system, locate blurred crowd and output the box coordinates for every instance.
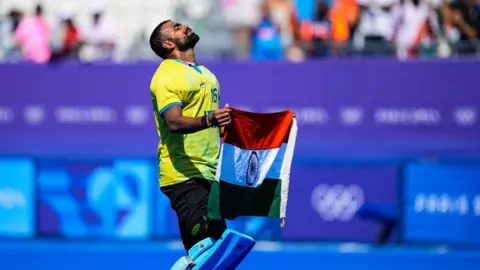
[0,3,115,63]
[0,0,479,63]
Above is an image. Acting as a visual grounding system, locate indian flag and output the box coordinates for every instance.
[207,108,298,226]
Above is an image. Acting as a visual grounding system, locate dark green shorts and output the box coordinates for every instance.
[161,178,227,252]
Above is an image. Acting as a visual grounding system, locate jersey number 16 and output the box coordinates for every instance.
[211,88,218,103]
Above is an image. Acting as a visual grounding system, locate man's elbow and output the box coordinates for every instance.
[166,121,183,134]
[165,119,187,134]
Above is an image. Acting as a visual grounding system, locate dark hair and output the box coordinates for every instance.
[35,4,43,16]
[150,20,173,59]
[65,18,75,28]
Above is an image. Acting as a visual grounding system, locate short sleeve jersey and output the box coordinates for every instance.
[150,59,221,187]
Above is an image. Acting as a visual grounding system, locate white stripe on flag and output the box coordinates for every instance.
[217,143,287,188]
[280,118,298,221]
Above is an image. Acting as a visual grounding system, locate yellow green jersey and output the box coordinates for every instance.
[150,59,221,187]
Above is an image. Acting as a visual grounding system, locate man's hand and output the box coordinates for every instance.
[451,9,478,39]
[208,104,232,127]
[452,10,464,25]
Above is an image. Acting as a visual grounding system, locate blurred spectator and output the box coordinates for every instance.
[390,0,441,59]
[441,1,462,46]
[14,4,51,64]
[0,9,23,62]
[128,30,156,61]
[79,8,116,62]
[50,16,81,62]
[176,0,232,60]
[252,2,284,60]
[355,0,397,56]
[265,0,300,52]
[221,0,263,60]
[299,1,350,57]
[448,0,480,55]
[295,0,320,21]
[334,0,361,43]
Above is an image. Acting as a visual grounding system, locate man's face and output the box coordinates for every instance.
[162,21,200,52]
[93,13,102,24]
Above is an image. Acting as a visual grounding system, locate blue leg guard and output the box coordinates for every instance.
[171,229,256,270]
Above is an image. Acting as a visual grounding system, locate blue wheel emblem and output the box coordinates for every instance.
[246,152,259,186]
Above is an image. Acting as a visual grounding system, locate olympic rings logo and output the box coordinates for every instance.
[310,184,364,222]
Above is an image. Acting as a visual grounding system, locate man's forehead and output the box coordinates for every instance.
[161,20,176,32]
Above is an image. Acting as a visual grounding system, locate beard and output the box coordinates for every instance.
[176,32,200,51]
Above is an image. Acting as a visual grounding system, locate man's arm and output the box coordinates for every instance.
[453,10,478,39]
[163,105,232,134]
[457,20,478,39]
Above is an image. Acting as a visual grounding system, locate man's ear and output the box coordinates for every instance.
[163,40,175,50]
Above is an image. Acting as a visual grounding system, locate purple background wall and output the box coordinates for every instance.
[1,59,479,160]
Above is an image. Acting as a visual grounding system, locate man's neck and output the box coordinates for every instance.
[172,49,196,64]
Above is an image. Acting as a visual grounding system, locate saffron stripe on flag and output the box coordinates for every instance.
[223,109,294,150]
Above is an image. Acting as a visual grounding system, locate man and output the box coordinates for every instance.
[80,6,116,61]
[299,1,350,57]
[14,4,51,63]
[389,0,441,59]
[149,20,255,269]
[355,0,397,56]
[0,8,23,61]
[449,0,480,55]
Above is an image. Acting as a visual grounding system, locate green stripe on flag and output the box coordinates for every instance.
[207,178,282,220]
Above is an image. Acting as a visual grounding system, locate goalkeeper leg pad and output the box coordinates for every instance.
[170,229,256,270]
